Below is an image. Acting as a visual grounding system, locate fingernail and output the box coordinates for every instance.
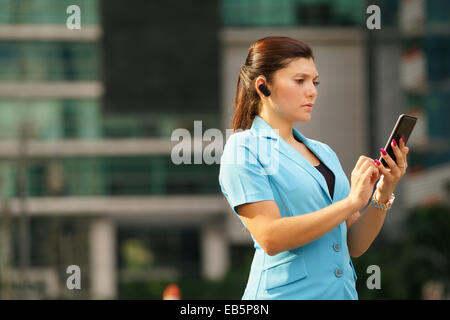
[401,136,405,143]
[380,148,387,156]
[392,139,397,147]
[374,159,380,166]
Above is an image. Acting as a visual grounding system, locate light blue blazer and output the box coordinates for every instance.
[219,115,358,300]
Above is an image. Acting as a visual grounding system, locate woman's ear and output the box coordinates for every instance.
[255,76,271,97]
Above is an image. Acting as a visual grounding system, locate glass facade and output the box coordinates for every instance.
[102,112,221,139]
[0,0,99,25]
[0,99,101,139]
[0,42,100,81]
[393,0,450,168]
[0,100,221,140]
[0,99,220,199]
[22,156,220,197]
[221,0,366,26]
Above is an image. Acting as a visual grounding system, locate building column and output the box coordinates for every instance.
[89,217,116,299]
[201,223,229,281]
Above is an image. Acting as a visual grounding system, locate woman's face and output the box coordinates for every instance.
[262,57,319,123]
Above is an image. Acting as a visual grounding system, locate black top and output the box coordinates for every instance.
[293,134,335,200]
[314,162,335,200]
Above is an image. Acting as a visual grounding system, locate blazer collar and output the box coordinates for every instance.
[251,115,336,202]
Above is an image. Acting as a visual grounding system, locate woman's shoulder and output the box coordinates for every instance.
[220,130,261,165]
[222,129,257,152]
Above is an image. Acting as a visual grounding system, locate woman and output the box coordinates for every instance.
[218,36,409,300]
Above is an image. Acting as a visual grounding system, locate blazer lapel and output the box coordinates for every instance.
[250,116,335,203]
[277,130,334,203]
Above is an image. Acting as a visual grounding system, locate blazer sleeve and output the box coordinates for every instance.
[219,134,275,218]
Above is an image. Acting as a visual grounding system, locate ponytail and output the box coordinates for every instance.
[232,66,260,131]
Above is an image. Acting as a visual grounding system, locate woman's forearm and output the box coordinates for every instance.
[266,197,360,256]
[347,190,389,257]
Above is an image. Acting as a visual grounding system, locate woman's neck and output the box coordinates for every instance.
[258,112,296,144]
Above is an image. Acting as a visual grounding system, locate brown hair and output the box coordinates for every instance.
[232,36,314,131]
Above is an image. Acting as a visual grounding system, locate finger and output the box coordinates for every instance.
[370,159,381,177]
[362,161,378,181]
[370,164,381,183]
[391,138,405,168]
[400,136,410,155]
[374,158,390,177]
[400,135,405,148]
[355,155,371,171]
[380,147,401,176]
[372,160,382,177]
[398,137,409,170]
[400,136,409,168]
[353,157,372,178]
[362,165,376,182]
[359,158,374,173]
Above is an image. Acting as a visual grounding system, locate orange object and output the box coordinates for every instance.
[162,283,181,300]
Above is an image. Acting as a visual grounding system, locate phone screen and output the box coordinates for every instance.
[380,114,417,167]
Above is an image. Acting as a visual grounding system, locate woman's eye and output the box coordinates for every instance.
[296,79,320,87]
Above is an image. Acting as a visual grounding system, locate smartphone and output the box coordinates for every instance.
[379,114,418,167]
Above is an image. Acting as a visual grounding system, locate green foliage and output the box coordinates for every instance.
[121,239,154,270]
[354,204,450,299]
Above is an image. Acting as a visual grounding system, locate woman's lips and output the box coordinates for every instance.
[302,104,313,108]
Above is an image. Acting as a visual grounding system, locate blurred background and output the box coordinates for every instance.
[0,0,448,299]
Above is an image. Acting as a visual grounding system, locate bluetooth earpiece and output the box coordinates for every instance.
[258,83,271,97]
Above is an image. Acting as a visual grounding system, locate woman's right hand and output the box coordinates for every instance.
[347,156,381,210]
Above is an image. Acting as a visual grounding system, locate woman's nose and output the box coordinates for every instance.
[306,82,318,97]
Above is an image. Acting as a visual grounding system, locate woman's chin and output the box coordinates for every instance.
[292,114,311,123]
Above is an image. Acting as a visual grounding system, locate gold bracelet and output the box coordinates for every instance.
[370,192,395,211]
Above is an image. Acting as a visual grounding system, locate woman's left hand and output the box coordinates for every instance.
[375,136,410,193]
